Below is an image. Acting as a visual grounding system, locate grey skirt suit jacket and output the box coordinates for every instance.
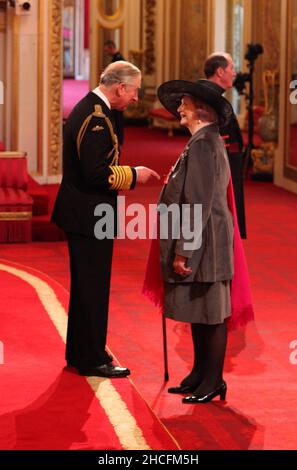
[159,123,234,324]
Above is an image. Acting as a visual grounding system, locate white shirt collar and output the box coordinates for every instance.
[92,87,111,109]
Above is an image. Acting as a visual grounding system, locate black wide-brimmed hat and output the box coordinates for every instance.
[157,79,233,127]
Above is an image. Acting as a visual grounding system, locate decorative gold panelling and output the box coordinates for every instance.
[140,0,144,50]
[48,0,62,176]
[37,0,44,175]
[144,0,156,75]
[98,0,125,20]
[284,0,297,181]
[262,1,281,71]
[207,0,215,55]
[168,0,180,79]
[0,11,5,32]
[90,0,125,89]
[12,15,20,150]
[179,0,208,80]
[252,0,281,103]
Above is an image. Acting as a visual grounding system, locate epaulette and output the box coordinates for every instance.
[76,104,119,166]
[76,104,134,190]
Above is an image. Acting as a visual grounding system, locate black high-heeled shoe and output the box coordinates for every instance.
[182,381,227,404]
[168,384,197,394]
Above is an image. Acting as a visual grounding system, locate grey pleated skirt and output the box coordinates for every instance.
[164,281,231,325]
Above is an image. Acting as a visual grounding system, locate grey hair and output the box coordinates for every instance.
[191,97,218,123]
[100,60,141,87]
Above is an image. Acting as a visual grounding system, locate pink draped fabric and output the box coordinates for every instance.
[142,178,254,331]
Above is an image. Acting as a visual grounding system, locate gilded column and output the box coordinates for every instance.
[47,0,63,176]
[11,14,20,150]
[144,0,156,75]
[179,0,208,80]
[252,0,281,104]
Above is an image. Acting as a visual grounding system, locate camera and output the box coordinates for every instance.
[244,43,263,63]
[233,42,264,162]
[233,72,250,95]
[233,43,264,95]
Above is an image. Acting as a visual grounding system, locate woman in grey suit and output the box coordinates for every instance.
[157,79,234,403]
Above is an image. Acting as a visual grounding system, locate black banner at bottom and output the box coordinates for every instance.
[0,450,296,466]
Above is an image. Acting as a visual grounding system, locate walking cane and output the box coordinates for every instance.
[162,313,169,381]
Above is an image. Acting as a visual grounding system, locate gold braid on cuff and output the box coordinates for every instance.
[108,166,134,190]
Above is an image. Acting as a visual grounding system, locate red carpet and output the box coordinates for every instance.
[0,260,179,450]
[1,181,297,449]
[107,183,297,450]
[1,127,297,449]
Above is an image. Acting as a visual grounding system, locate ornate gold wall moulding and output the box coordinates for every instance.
[98,0,125,22]
[284,0,297,181]
[37,0,44,175]
[144,0,156,75]
[12,14,20,150]
[48,0,62,176]
[180,0,207,80]
[0,13,5,33]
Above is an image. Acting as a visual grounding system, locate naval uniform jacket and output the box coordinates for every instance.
[159,123,234,284]
[52,92,136,236]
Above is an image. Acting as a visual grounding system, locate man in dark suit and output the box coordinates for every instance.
[204,53,247,238]
[104,40,126,145]
[104,40,125,63]
[52,60,159,378]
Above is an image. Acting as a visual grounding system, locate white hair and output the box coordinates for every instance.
[100,61,141,87]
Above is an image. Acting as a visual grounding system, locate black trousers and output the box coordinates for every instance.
[228,151,247,239]
[65,233,114,367]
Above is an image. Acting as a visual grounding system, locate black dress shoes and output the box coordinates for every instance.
[168,384,197,394]
[79,363,130,378]
[182,381,227,404]
[66,352,113,370]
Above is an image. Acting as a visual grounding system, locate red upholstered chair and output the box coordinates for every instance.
[149,101,181,136]
[0,152,33,242]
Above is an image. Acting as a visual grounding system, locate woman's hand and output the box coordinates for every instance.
[173,254,193,276]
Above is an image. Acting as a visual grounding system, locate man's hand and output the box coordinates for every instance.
[173,254,193,276]
[135,166,160,183]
